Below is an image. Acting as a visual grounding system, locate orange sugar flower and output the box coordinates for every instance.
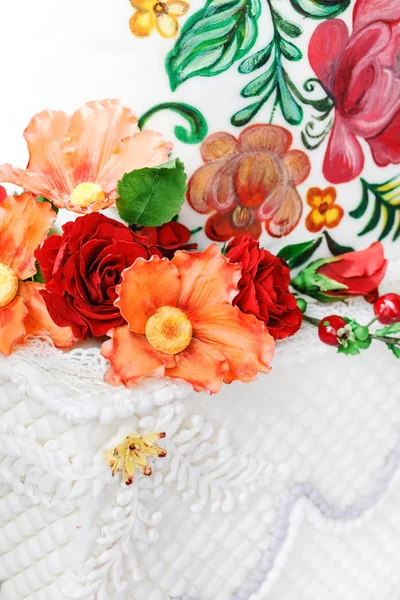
[101,245,275,393]
[130,0,189,38]
[305,187,344,233]
[0,190,76,355]
[0,99,172,214]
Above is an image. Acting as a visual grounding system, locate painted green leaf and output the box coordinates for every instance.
[277,67,303,125]
[277,236,322,269]
[116,159,187,227]
[350,175,400,241]
[279,38,303,61]
[323,231,354,256]
[271,8,302,38]
[290,0,351,19]
[375,323,400,337]
[138,102,208,145]
[231,99,265,127]
[239,42,273,74]
[387,344,400,359]
[241,66,276,97]
[166,0,261,90]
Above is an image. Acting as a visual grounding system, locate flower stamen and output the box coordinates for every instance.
[145,305,192,354]
[70,182,106,208]
[0,263,19,308]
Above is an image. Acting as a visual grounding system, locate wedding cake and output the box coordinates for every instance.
[0,1,400,599]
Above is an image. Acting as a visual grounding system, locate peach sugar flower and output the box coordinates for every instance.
[129,0,189,38]
[187,124,311,241]
[0,99,172,213]
[101,245,275,393]
[0,188,76,355]
[305,187,344,233]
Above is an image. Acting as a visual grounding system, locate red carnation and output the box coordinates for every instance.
[139,221,198,258]
[35,213,161,339]
[225,235,302,340]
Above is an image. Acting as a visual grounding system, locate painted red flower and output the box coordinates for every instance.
[187,124,311,241]
[309,0,400,184]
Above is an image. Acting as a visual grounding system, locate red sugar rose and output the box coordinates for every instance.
[225,235,302,340]
[139,220,198,258]
[35,213,161,339]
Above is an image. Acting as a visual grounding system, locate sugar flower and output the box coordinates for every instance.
[104,432,167,485]
[101,245,275,393]
[0,99,172,213]
[0,190,76,355]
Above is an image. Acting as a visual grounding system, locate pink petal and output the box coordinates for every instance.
[308,19,349,91]
[367,110,400,166]
[353,0,400,34]
[323,115,365,184]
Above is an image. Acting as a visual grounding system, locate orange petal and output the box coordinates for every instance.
[205,211,262,242]
[186,161,223,214]
[305,208,325,233]
[100,130,172,194]
[191,304,274,384]
[325,205,344,228]
[0,164,57,200]
[0,192,56,280]
[18,282,77,348]
[282,150,311,185]
[116,256,181,334]
[200,132,239,162]
[173,245,241,313]
[166,0,190,16]
[306,187,323,208]
[62,100,140,184]
[0,296,27,355]
[239,125,292,154]
[265,186,303,238]
[321,186,337,205]
[234,152,282,208]
[166,338,229,393]
[102,326,175,387]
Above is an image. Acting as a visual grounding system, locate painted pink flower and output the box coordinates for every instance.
[187,125,311,240]
[309,0,400,184]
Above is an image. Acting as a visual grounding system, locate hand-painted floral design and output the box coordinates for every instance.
[138,220,198,258]
[104,432,167,485]
[0,99,172,213]
[129,0,189,38]
[187,124,311,241]
[305,187,344,233]
[101,245,275,393]
[309,0,400,184]
[0,191,76,355]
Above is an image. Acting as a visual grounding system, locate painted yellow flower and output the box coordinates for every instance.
[104,432,167,486]
[129,0,189,38]
[305,187,344,233]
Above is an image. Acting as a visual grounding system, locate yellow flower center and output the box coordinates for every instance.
[70,182,106,208]
[232,206,254,228]
[0,263,18,309]
[145,306,192,355]
[153,1,168,14]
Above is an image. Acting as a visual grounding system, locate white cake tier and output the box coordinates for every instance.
[1,260,400,600]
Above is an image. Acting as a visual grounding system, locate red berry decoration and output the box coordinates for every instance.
[318,315,347,347]
[374,293,400,325]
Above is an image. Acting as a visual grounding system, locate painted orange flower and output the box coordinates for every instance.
[101,245,274,393]
[130,0,189,38]
[187,124,311,241]
[305,187,344,233]
[0,190,76,355]
[0,100,172,214]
